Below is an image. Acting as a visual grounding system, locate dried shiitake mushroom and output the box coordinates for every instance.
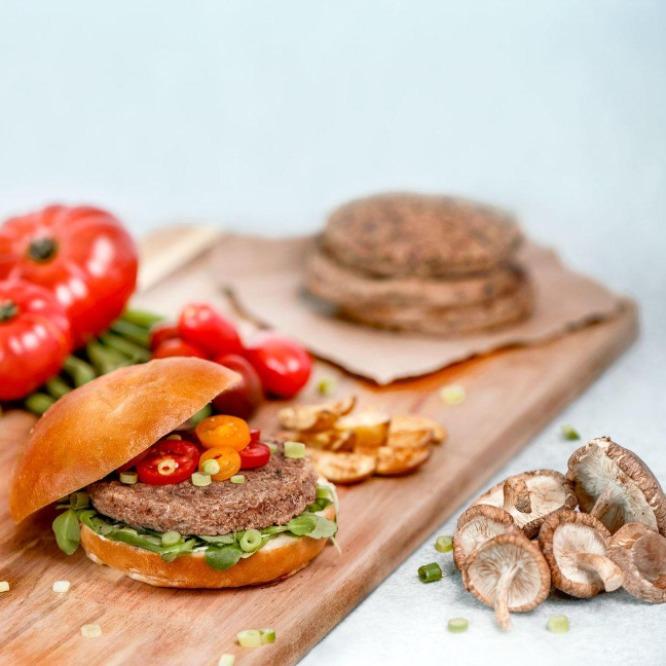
[472,470,577,538]
[308,449,376,484]
[453,505,518,575]
[567,436,666,535]
[278,395,356,432]
[464,533,550,631]
[608,522,666,603]
[538,509,623,598]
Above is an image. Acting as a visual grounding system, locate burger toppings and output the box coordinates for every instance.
[135,439,200,485]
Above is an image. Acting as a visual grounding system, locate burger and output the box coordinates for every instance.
[9,357,338,588]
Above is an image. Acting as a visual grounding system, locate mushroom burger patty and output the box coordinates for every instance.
[88,445,318,536]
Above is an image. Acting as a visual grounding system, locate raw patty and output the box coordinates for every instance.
[322,193,523,278]
[306,246,525,309]
[87,445,318,536]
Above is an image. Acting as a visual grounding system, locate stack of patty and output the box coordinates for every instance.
[305,193,533,335]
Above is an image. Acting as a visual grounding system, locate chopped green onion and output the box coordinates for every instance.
[70,491,90,509]
[547,614,570,633]
[561,425,580,441]
[218,655,235,666]
[447,617,469,633]
[239,529,262,553]
[52,580,70,593]
[189,404,212,427]
[418,562,443,583]
[202,459,221,475]
[121,309,164,329]
[316,377,336,396]
[24,392,55,415]
[192,472,212,487]
[80,624,102,638]
[119,471,138,485]
[260,628,276,644]
[236,629,262,648]
[0,581,9,593]
[161,531,182,547]
[284,441,306,459]
[267,442,278,453]
[230,475,246,484]
[435,535,453,553]
[440,384,466,406]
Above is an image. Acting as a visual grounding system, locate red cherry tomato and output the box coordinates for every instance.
[244,332,312,399]
[136,439,200,485]
[212,354,263,419]
[0,279,72,400]
[152,338,207,359]
[239,441,271,470]
[178,303,243,357]
[150,322,180,351]
[0,205,138,348]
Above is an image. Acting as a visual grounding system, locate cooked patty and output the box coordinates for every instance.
[87,444,319,536]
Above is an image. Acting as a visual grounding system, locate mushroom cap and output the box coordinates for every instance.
[465,533,551,613]
[453,505,518,574]
[609,522,666,603]
[539,509,622,598]
[567,436,666,535]
[472,469,577,538]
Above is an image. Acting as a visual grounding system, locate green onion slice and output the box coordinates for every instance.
[260,628,276,644]
[202,459,221,475]
[284,441,306,459]
[447,617,469,633]
[191,472,212,487]
[120,471,138,485]
[236,629,262,648]
[161,531,182,547]
[230,475,246,484]
[435,535,453,553]
[547,614,570,633]
[239,529,262,553]
[418,562,443,583]
[561,425,580,441]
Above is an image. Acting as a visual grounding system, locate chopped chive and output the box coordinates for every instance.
[189,404,212,427]
[316,377,336,396]
[230,475,246,484]
[161,531,181,547]
[547,614,570,633]
[80,624,102,638]
[435,535,453,553]
[119,471,138,485]
[447,617,469,633]
[284,441,306,459]
[418,562,443,583]
[192,472,212,487]
[52,580,70,593]
[236,629,262,648]
[218,655,235,666]
[561,425,580,441]
[260,628,276,644]
[0,581,9,593]
[202,459,221,475]
[440,384,466,406]
[267,442,278,453]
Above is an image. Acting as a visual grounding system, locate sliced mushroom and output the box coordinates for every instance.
[336,410,391,448]
[608,522,666,603]
[373,444,431,476]
[388,414,447,446]
[453,505,518,574]
[308,449,376,484]
[538,509,623,598]
[464,533,550,631]
[278,395,356,432]
[472,470,577,538]
[567,436,666,535]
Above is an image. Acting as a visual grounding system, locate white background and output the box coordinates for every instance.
[1,2,665,664]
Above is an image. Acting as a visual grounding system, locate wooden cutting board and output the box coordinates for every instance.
[0,226,638,666]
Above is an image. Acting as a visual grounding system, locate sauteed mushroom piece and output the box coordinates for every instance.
[567,436,666,535]
[453,505,518,574]
[464,533,550,631]
[609,522,666,603]
[539,509,623,598]
[473,470,577,538]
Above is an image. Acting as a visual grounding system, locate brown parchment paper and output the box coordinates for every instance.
[210,234,624,385]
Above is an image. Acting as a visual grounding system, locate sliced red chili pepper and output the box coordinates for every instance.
[239,441,271,470]
[136,439,200,485]
[249,428,261,443]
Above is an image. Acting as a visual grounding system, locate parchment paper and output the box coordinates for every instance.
[211,234,624,384]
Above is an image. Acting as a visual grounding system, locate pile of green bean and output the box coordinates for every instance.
[24,309,163,415]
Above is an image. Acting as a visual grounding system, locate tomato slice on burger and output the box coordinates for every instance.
[239,441,271,470]
[136,439,200,485]
[195,415,251,451]
[199,447,241,481]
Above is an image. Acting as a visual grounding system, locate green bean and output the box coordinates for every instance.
[121,309,164,329]
[25,393,55,415]
[45,376,72,399]
[99,332,151,363]
[109,319,151,347]
[86,341,127,375]
[63,356,97,387]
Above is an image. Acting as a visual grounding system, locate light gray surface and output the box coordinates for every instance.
[1,2,665,664]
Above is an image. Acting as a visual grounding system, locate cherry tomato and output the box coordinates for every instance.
[136,439,200,485]
[152,338,207,359]
[199,447,241,481]
[0,279,72,400]
[244,332,312,399]
[0,205,138,347]
[212,354,263,419]
[195,415,251,451]
[239,441,271,470]
[178,303,243,357]
[150,322,180,351]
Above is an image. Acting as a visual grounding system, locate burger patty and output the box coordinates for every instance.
[87,445,319,536]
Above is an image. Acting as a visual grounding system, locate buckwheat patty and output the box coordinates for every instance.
[87,445,318,536]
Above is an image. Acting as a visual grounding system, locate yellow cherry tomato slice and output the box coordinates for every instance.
[199,447,241,481]
[195,415,251,451]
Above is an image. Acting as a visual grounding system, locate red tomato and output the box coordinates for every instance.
[136,439,200,485]
[0,279,72,400]
[250,428,261,443]
[150,322,180,351]
[152,338,207,359]
[239,441,271,470]
[212,354,263,419]
[0,205,138,348]
[244,332,312,399]
[178,303,243,357]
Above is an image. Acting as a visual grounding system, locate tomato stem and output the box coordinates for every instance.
[0,300,18,322]
[27,237,58,262]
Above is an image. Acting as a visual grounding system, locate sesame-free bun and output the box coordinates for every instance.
[80,504,336,588]
[9,358,239,523]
